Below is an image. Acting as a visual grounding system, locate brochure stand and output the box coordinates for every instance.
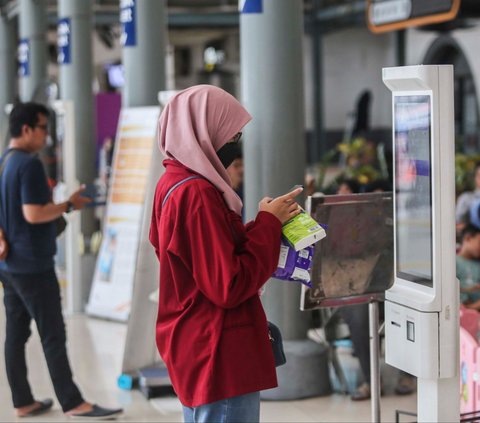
[112,93,181,395]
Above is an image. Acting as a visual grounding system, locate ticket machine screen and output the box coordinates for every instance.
[394,95,432,287]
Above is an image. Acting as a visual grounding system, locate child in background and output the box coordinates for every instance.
[456,224,480,310]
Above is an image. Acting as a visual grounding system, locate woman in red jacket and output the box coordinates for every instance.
[149,85,302,423]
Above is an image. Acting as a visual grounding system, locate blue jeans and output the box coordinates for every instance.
[182,392,260,423]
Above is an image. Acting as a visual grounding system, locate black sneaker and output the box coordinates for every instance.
[68,404,123,420]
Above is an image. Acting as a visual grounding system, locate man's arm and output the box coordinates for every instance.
[22,185,91,224]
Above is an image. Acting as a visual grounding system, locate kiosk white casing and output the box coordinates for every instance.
[383,65,459,422]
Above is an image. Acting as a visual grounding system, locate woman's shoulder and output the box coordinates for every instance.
[182,177,223,204]
[158,175,222,209]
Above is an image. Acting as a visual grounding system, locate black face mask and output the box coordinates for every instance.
[216,142,241,169]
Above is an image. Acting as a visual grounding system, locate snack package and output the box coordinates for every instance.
[282,210,326,251]
[273,238,315,288]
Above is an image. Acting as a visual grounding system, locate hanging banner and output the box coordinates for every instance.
[86,106,160,321]
[18,39,30,77]
[239,0,263,14]
[57,18,71,65]
[120,0,136,46]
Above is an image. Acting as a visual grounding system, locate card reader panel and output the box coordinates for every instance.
[385,300,439,378]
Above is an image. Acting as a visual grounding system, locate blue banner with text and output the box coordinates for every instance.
[120,0,136,46]
[239,0,263,14]
[57,18,71,65]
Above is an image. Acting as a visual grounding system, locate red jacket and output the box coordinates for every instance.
[149,160,281,407]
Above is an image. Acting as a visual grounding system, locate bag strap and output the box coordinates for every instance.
[161,175,240,244]
[0,149,17,177]
[0,149,18,230]
[161,175,203,208]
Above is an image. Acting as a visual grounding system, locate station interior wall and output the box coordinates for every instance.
[14,17,480,163]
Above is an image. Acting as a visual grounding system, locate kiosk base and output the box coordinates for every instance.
[260,339,331,400]
[417,377,459,423]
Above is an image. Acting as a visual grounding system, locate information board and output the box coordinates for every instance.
[86,106,159,321]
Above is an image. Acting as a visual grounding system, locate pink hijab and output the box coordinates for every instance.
[158,85,251,216]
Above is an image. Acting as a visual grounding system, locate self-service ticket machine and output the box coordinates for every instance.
[383,65,459,422]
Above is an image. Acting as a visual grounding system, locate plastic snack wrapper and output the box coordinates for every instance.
[273,238,315,288]
[281,210,326,251]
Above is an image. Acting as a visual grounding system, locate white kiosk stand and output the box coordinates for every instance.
[383,65,459,422]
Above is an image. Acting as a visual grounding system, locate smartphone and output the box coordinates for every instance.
[81,183,106,207]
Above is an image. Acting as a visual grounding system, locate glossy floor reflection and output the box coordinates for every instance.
[0,299,417,422]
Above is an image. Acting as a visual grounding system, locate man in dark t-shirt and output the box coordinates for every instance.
[0,103,122,419]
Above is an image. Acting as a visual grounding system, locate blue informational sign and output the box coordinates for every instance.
[120,0,136,46]
[57,18,71,65]
[18,39,30,77]
[239,0,263,14]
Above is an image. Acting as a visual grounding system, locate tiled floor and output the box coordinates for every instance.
[0,300,417,422]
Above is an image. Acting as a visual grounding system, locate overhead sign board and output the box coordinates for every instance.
[367,0,460,33]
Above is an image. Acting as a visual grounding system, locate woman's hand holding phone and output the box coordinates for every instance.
[258,186,303,224]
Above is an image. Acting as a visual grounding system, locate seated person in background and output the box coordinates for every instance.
[456,224,480,310]
[305,171,316,197]
[226,154,244,221]
[456,162,480,233]
[226,156,243,198]
[337,178,360,195]
[364,179,392,193]
[335,179,414,400]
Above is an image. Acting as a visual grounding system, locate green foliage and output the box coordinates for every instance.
[455,153,480,195]
[315,137,385,194]
[312,139,478,197]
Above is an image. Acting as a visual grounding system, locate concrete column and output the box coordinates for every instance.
[121,0,167,107]
[396,29,406,66]
[0,14,16,148]
[18,0,47,102]
[58,0,96,235]
[240,0,307,339]
[312,23,325,159]
[58,0,96,312]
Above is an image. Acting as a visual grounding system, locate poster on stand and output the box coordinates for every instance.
[86,106,160,321]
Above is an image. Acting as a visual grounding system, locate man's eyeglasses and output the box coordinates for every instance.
[231,132,242,144]
[34,124,49,132]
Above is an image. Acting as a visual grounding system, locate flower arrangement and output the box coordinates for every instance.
[312,137,387,194]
